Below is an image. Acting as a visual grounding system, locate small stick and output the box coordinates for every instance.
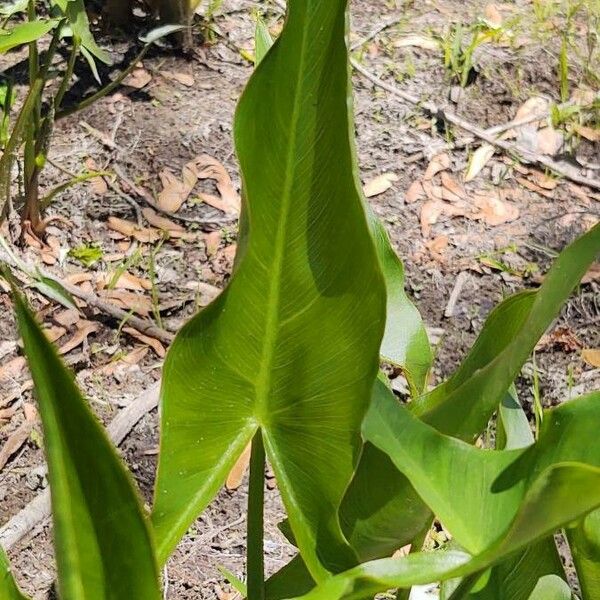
[444,271,469,318]
[0,383,161,550]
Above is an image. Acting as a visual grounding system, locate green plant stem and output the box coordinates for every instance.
[247,430,265,600]
[55,44,151,120]
[54,36,80,110]
[447,570,483,600]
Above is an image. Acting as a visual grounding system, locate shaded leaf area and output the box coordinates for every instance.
[568,509,600,599]
[152,0,386,581]
[289,387,600,600]
[11,287,161,599]
[0,547,29,600]
[0,19,58,53]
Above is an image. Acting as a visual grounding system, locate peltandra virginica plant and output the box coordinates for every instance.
[1,1,600,599]
[0,0,180,236]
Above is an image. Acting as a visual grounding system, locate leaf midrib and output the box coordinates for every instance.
[253,11,311,425]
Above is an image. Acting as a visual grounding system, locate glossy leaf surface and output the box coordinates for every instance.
[568,509,600,599]
[13,288,161,599]
[153,0,385,580]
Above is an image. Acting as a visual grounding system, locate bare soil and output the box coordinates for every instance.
[1,0,599,598]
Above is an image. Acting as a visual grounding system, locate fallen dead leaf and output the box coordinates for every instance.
[420,201,445,237]
[363,172,399,198]
[157,167,195,214]
[0,404,37,471]
[123,65,152,89]
[100,290,153,317]
[43,325,67,343]
[424,153,451,180]
[64,273,93,286]
[394,34,439,51]
[426,234,449,260]
[574,125,600,142]
[472,192,519,226]
[226,442,252,490]
[205,231,221,257]
[421,180,444,201]
[108,216,162,243]
[162,70,195,87]
[54,308,80,327]
[516,177,555,199]
[465,144,495,182]
[405,181,425,203]
[84,157,108,195]
[0,357,26,382]
[529,170,558,190]
[195,155,240,215]
[484,3,503,28]
[537,327,581,352]
[58,321,100,355]
[96,271,152,292]
[582,263,600,284]
[441,172,467,202]
[123,327,166,358]
[582,348,600,368]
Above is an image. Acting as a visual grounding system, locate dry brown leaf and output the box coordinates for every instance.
[162,70,195,87]
[205,231,221,257]
[157,169,193,214]
[465,144,495,182]
[194,155,240,215]
[472,192,519,226]
[0,357,26,381]
[101,290,152,317]
[421,180,444,201]
[405,181,425,203]
[123,327,166,358]
[226,442,252,490]
[96,271,152,292]
[123,66,152,89]
[64,273,93,286]
[122,346,149,365]
[537,326,581,352]
[107,216,162,243]
[529,170,558,190]
[424,153,451,180]
[581,348,600,368]
[516,177,555,199]
[363,172,399,198]
[426,234,449,260]
[142,207,185,233]
[536,127,563,155]
[58,322,100,355]
[84,157,108,195]
[484,3,503,28]
[54,308,80,328]
[0,409,36,471]
[574,125,600,142]
[43,325,67,343]
[582,263,600,284]
[440,172,467,202]
[394,35,439,51]
[420,201,445,237]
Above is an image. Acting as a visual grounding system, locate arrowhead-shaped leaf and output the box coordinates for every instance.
[0,20,58,53]
[12,286,161,599]
[152,0,386,580]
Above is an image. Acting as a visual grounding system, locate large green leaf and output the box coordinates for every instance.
[0,19,57,53]
[152,0,386,580]
[568,510,600,599]
[0,547,29,600]
[11,286,161,599]
[413,222,600,439]
[289,388,600,600]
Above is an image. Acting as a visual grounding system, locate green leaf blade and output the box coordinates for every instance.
[153,0,386,580]
[0,547,30,600]
[12,289,160,599]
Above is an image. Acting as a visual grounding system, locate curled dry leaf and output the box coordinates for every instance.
[465,144,495,182]
[142,207,196,241]
[582,349,600,368]
[43,325,67,343]
[363,172,399,198]
[58,321,100,355]
[96,271,152,292]
[516,177,555,199]
[394,34,439,51]
[472,192,520,226]
[195,155,241,215]
[108,216,162,243]
[123,327,166,358]
[574,125,600,142]
[54,308,80,328]
[123,65,152,89]
[420,201,445,237]
[405,181,425,203]
[426,234,449,261]
[226,441,252,490]
[158,167,195,214]
[423,153,451,180]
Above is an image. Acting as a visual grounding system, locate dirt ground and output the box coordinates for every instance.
[1,0,599,598]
